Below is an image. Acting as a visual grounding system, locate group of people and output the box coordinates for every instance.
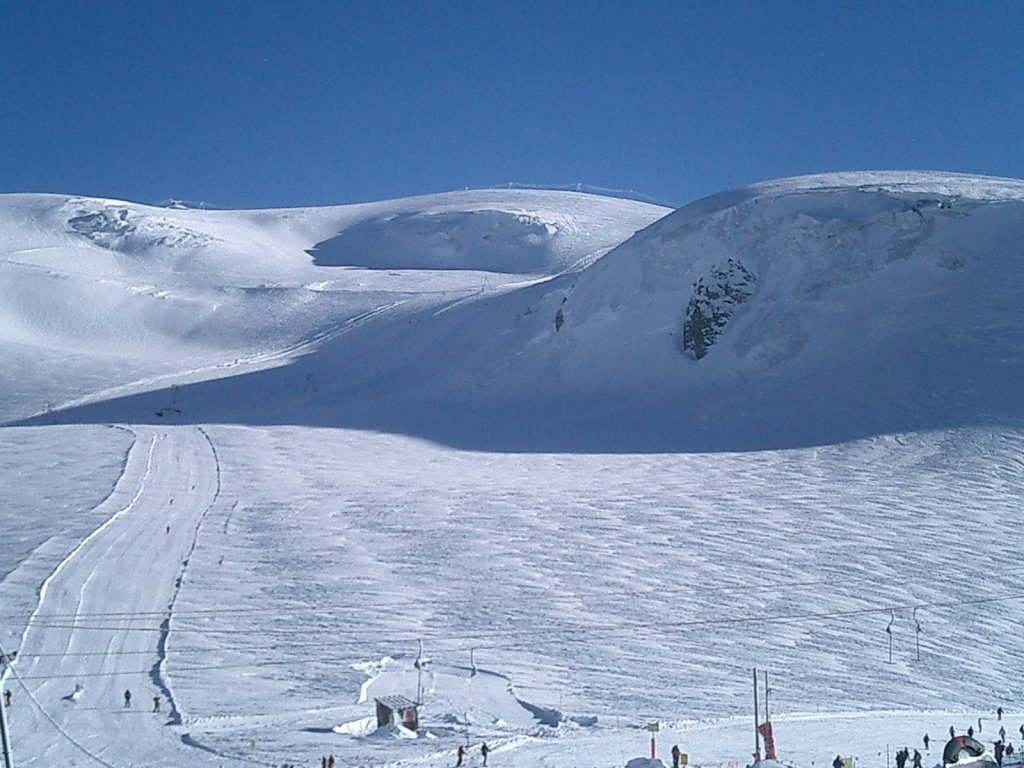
[319,756,335,768]
[121,688,162,712]
[894,746,923,768]
[455,742,490,766]
[994,740,1018,766]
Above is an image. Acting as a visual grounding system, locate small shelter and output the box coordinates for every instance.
[375,695,420,731]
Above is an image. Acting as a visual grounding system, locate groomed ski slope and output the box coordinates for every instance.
[1,175,1024,767]
[2,423,1024,767]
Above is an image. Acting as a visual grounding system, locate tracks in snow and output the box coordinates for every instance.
[4,425,240,767]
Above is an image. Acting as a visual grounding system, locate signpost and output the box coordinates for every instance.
[647,721,660,759]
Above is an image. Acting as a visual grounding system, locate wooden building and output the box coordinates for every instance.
[375,695,420,731]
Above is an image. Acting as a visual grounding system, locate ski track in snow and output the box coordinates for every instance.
[2,426,245,767]
[4,300,415,427]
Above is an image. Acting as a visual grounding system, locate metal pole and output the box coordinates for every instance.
[0,649,15,768]
[764,670,770,724]
[753,667,761,762]
[886,611,894,664]
[415,640,423,706]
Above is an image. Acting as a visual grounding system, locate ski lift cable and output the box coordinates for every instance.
[6,590,1023,663]
[0,575,1010,624]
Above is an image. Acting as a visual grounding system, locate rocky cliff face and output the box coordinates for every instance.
[680,258,757,359]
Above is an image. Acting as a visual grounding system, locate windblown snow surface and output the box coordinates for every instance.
[1,174,1024,768]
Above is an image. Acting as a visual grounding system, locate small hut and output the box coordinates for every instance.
[375,695,420,732]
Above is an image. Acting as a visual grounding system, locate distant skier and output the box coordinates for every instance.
[914,749,923,768]
[481,742,490,766]
[672,744,681,768]
[896,747,907,768]
[924,734,930,750]
[456,746,465,767]
[3,689,10,707]
[1002,727,1008,741]
[833,755,843,768]
[321,757,327,768]
[124,689,131,708]
[328,756,335,768]
[968,726,975,738]
[153,694,161,712]
[995,742,1005,767]
[999,707,1004,721]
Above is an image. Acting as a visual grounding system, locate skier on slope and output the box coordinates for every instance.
[481,742,490,766]
[456,746,465,767]
[124,689,131,708]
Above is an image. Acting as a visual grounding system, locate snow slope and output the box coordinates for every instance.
[2,175,1024,768]
[12,172,1024,452]
[0,189,666,426]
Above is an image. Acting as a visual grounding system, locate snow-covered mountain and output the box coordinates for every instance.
[2,174,1024,768]
[8,172,1024,451]
[0,189,667,428]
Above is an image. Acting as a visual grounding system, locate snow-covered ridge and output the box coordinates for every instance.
[4,172,1024,450]
[0,188,667,427]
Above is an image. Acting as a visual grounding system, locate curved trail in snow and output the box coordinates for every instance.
[3,426,252,767]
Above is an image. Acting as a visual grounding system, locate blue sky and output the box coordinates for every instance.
[3,1,1023,209]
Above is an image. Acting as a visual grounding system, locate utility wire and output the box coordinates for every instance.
[13,589,1024,646]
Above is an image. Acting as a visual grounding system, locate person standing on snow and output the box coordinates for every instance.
[124,689,131,708]
[328,756,335,768]
[671,745,681,768]
[833,755,843,768]
[481,742,490,766]
[3,690,10,707]
[456,746,465,767]
[924,734,930,750]
[914,750,923,768]
[153,694,161,712]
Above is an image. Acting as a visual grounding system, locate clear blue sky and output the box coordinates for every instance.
[3,1,1023,209]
